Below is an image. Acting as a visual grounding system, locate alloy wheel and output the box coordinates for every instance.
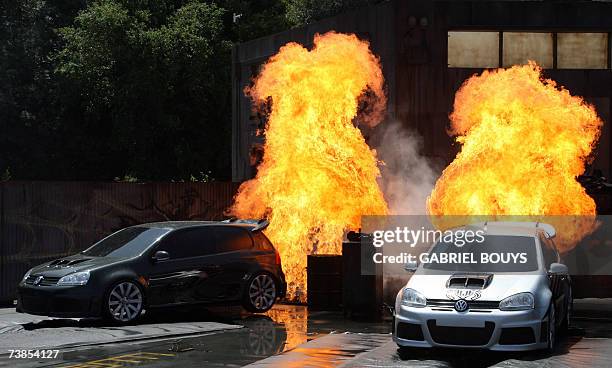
[249,274,276,311]
[247,318,277,355]
[108,282,143,322]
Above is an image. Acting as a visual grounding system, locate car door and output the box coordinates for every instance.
[540,234,569,320]
[209,226,258,301]
[147,227,219,306]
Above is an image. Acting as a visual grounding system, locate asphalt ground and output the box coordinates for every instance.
[1,301,612,367]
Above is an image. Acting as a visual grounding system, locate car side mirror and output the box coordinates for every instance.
[152,250,170,262]
[549,262,568,275]
[404,260,418,272]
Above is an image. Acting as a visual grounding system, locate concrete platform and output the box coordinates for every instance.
[0,307,242,350]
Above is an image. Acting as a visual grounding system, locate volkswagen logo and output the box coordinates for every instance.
[454,299,469,312]
[33,276,44,286]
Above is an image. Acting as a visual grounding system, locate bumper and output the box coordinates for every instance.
[393,305,549,351]
[16,283,103,318]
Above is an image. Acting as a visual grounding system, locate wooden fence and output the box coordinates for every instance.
[0,181,240,303]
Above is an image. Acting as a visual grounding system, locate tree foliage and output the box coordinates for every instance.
[0,0,370,181]
[283,0,380,25]
[54,0,233,180]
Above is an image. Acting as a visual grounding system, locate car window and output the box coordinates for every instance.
[213,227,254,253]
[539,235,559,269]
[423,235,539,272]
[156,227,216,259]
[252,232,275,251]
[82,227,170,258]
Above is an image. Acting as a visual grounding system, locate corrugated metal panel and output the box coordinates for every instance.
[0,181,240,303]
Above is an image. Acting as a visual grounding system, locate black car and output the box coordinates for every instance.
[16,220,286,323]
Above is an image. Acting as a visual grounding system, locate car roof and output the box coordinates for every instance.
[135,221,257,231]
[465,221,555,238]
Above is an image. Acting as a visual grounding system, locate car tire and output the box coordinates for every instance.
[242,272,277,313]
[546,302,556,353]
[104,280,144,324]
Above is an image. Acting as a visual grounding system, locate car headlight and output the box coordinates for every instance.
[57,271,90,286]
[499,292,534,311]
[21,269,32,283]
[401,288,426,308]
[395,288,403,312]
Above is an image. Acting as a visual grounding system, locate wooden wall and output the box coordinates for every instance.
[0,181,240,303]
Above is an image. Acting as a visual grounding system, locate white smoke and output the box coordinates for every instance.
[372,121,441,215]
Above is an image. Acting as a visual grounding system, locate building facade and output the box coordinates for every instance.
[232,0,612,184]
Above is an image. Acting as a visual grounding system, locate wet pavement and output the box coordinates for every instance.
[342,326,612,368]
[0,304,390,367]
[0,303,612,367]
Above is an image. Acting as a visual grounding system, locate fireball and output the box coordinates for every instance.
[230,32,388,301]
[427,62,603,251]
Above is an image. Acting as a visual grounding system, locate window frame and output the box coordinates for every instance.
[447,30,611,70]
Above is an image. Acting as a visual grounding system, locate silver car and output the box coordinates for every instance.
[393,222,571,352]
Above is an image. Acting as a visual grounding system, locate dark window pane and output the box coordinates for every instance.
[157,228,216,259]
[83,227,169,258]
[214,227,254,253]
[252,232,275,251]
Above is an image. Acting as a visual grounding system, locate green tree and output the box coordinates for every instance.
[218,0,290,41]
[283,0,379,25]
[54,0,233,180]
[0,0,83,179]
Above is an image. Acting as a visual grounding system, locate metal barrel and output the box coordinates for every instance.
[307,254,343,311]
[342,240,383,321]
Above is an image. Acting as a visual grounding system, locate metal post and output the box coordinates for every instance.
[0,182,5,303]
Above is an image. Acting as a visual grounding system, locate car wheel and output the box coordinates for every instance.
[243,273,277,313]
[547,302,556,352]
[106,281,144,324]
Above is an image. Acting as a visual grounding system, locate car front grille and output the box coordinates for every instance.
[427,320,495,346]
[25,275,61,286]
[427,299,499,310]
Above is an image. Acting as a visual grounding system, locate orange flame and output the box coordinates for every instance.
[230,32,388,301]
[427,62,603,251]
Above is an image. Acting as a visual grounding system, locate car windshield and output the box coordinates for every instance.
[422,235,539,272]
[82,227,170,258]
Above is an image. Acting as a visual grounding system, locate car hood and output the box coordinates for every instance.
[30,254,121,277]
[407,272,546,301]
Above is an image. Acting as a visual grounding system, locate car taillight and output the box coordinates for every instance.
[275,250,281,265]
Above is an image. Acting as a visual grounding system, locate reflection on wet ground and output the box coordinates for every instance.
[4,304,612,367]
[1,304,390,367]
[342,324,612,368]
[245,332,390,367]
